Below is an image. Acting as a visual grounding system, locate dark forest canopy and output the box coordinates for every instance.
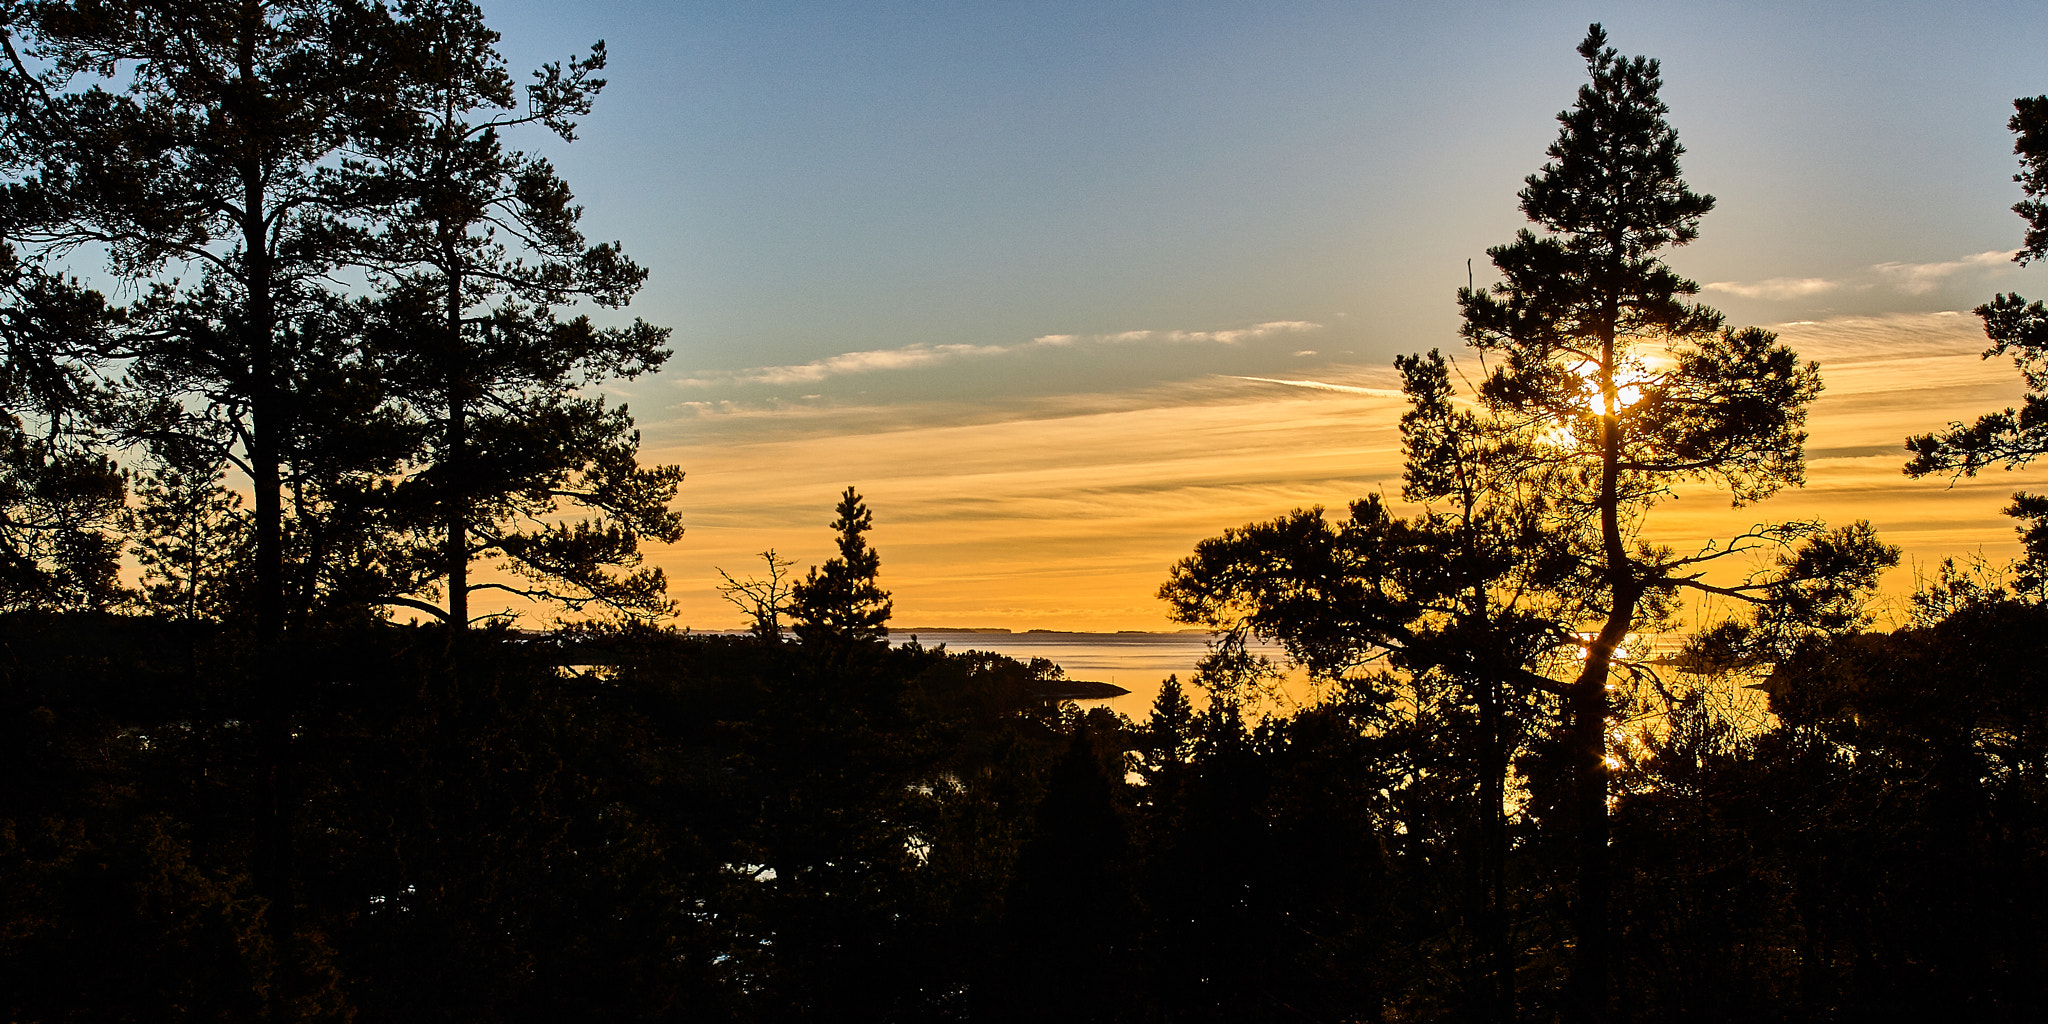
[7,588,2048,1022]
[1,11,2046,1024]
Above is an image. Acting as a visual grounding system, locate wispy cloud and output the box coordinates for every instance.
[1028,320,1320,348]
[1702,277,1841,300]
[696,343,1009,387]
[678,320,1322,388]
[1227,375,1405,398]
[1766,310,1985,364]
[1702,251,2023,302]
[1873,250,2018,294]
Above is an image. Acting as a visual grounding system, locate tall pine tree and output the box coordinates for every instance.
[1459,24,1837,1020]
[13,4,417,995]
[353,0,679,628]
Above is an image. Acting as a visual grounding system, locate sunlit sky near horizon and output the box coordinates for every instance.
[472,0,2048,630]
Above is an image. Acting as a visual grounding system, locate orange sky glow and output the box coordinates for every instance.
[643,311,2040,632]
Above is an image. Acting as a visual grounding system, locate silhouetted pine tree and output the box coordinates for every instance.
[352,0,679,628]
[1905,95,2048,588]
[1458,25,1843,1018]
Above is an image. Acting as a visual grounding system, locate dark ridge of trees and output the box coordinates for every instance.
[0,10,2044,1024]
[8,591,2047,1022]
[0,486,2042,1023]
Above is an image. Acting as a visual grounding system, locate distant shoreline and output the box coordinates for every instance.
[891,627,1213,637]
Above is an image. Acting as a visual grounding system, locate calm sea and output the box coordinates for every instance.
[885,631,1723,723]
[889,629,1303,719]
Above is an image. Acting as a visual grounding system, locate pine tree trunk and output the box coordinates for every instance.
[1480,670,1510,1021]
[447,396,467,629]
[1568,636,1616,1024]
[242,143,297,1020]
[1570,318,1628,1024]
[445,267,468,631]
[1467,547,1511,1021]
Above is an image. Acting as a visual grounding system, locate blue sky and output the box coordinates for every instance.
[459,0,2048,628]
[492,0,2048,364]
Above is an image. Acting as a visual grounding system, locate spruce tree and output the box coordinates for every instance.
[790,487,892,651]
[129,460,250,621]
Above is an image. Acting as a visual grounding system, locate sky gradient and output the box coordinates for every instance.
[472,0,2048,630]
